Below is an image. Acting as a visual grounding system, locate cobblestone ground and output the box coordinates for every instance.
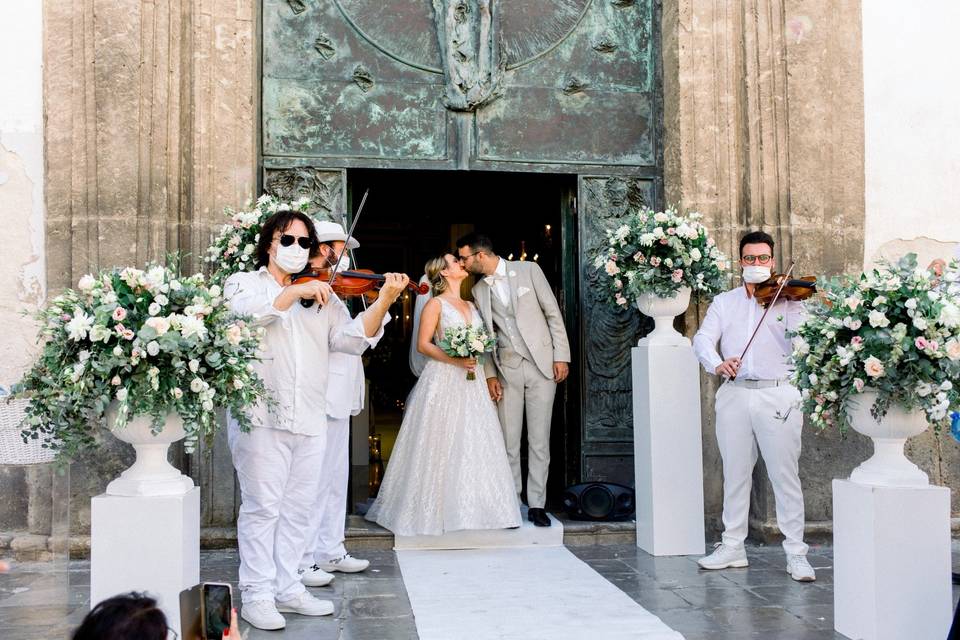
[1,543,957,639]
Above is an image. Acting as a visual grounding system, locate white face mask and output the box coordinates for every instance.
[275,243,309,274]
[742,265,771,284]
[334,254,351,272]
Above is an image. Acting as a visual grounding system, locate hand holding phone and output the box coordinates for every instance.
[200,582,232,640]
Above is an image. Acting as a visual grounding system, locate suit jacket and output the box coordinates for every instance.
[472,260,571,381]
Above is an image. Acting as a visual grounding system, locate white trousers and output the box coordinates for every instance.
[714,383,808,556]
[498,358,556,509]
[301,415,350,568]
[228,421,326,603]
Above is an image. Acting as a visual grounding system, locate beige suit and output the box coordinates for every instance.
[473,260,570,508]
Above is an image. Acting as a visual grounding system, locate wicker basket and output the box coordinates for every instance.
[0,398,56,465]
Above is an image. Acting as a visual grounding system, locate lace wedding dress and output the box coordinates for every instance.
[365,298,521,536]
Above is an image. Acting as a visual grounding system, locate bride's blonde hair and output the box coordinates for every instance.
[424,255,450,296]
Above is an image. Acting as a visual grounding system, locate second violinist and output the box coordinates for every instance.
[691,231,816,582]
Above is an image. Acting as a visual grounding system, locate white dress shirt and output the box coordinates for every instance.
[693,285,806,381]
[485,257,510,306]
[225,268,382,435]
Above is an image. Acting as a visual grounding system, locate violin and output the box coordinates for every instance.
[289,267,429,307]
[753,274,817,307]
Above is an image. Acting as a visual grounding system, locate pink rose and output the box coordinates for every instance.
[659,238,669,245]
[853,378,865,393]
[672,269,684,283]
[851,336,863,346]
[928,340,939,351]
[667,227,676,235]
[112,307,127,322]
[649,256,661,267]
[915,336,928,350]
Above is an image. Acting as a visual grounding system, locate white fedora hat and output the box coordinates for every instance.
[313,219,359,249]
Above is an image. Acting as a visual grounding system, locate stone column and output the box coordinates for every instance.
[41,0,257,539]
[661,0,867,538]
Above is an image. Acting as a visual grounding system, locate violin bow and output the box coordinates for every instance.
[728,262,797,381]
[340,209,368,310]
[327,188,369,289]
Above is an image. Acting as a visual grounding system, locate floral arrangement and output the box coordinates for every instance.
[205,194,316,287]
[791,254,960,432]
[593,206,729,306]
[13,264,272,460]
[438,325,496,380]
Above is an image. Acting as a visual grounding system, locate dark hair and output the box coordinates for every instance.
[739,231,775,257]
[456,232,495,256]
[72,592,168,640]
[255,210,319,269]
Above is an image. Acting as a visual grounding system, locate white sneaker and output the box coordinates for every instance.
[276,591,335,617]
[697,542,749,570]
[240,599,286,630]
[299,564,335,587]
[786,554,816,582]
[317,553,370,573]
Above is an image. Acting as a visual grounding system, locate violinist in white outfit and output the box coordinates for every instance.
[225,211,408,630]
[299,221,386,587]
[692,231,815,583]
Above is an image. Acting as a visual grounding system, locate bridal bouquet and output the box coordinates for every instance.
[593,206,729,306]
[12,264,272,460]
[791,254,960,432]
[206,194,316,287]
[438,325,496,380]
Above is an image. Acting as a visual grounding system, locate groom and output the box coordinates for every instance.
[457,233,571,527]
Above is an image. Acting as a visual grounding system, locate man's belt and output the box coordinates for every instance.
[732,378,786,389]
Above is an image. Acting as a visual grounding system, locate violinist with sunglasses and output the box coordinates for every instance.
[222,210,407,630]
[692,231,816,583]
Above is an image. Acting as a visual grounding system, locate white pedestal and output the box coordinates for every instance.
[632,345,705,556]
[91,487,200,627]
[833,479,952,640]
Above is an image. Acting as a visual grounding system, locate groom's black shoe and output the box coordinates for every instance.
[528,508,551,527]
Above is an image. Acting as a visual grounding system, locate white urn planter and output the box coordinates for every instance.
[845,390,929,487]
[636,287,691,346]
[104,403,195,497]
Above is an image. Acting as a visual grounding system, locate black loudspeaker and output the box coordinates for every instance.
[562,482,635,521]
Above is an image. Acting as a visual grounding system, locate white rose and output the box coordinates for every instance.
[172,387,184,399]
[155,294,168,306]
[872,296,887,306]
[863,356,885,378]
[116,388,129,401]
[941,380,953,391]
[928,290,941,301]
[202,400,214,411]
[113,345,124,357]
[169,280,182,291]
[905,298,918,310]
[77,274,96,291]
[146,341,160,356]
[945,339,960,361]
[912,316,928,330]
[144,316,171,336]
[190,378,204,393]
[808,373,819,386]
[225,325,243,345]
[233,379,244,390]
[209,285,222,298]
[189,359,200,373]
[148,302,161,316]
[868,310,890,328]
[939,302,960,328]
[916,382,933,397]
[690,248,702,262]
[111,376,122,386]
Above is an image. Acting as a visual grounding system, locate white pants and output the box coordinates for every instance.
[301,416,350,568]
[498,358,556,509]
[228,421,326,603]
[714,383,808,556]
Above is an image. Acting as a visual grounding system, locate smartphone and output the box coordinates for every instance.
[200,582,232,640]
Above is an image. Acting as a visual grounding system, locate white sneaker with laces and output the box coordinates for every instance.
[276,591,335,617]
[317,553,370,573]
[786,554,816,582]
[697,542,749,570]
[240,599,286,630]
[299,564,335,587]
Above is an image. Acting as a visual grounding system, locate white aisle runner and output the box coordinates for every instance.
[397,544,685,640]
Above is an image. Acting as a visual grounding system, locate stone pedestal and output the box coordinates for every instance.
[632,345,705,556]
[90,487,200,627]
[833,479,952,640]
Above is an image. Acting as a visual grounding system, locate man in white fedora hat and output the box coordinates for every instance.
[298,220,387,588]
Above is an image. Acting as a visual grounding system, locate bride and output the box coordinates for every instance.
[365,253,521,536]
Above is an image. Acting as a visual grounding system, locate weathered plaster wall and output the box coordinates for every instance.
[662,0,870,536]
[0,2,45,390]
[862,0,960,265]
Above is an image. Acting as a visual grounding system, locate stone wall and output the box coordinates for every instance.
[37,0,257,537]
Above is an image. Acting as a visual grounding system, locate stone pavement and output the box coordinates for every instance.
[1,542,957,639]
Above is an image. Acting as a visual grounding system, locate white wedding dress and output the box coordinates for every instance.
[365,297,521,536]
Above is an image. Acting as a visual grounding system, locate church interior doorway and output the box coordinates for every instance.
[344,168,578,512]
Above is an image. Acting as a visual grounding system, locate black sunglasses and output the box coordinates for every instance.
[279,234,314,250]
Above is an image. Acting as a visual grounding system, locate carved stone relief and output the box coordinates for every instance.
[432,0,504,110]
[578,176,654,441]
[264,168,346,221]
